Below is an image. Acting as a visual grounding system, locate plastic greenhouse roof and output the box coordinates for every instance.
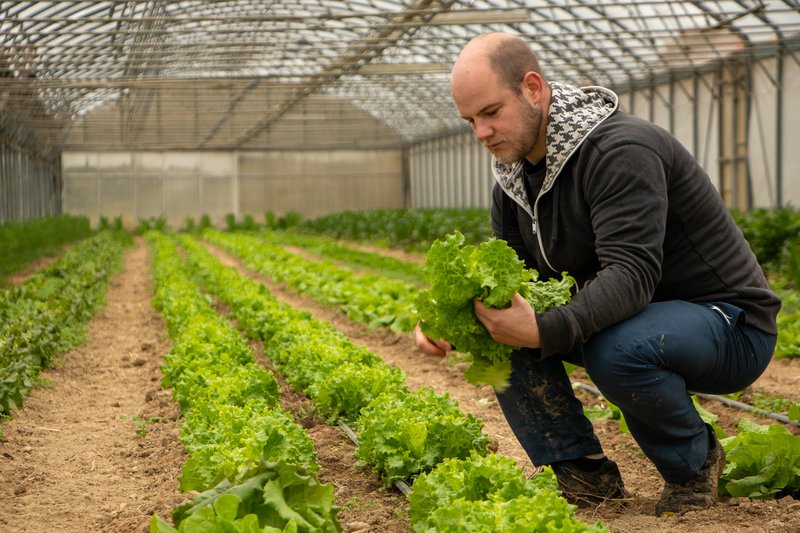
[1,0,799,156]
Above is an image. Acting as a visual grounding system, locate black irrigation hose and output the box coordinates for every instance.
[337,420,412,496]
[693,392,800,428]
[572,382,800,428]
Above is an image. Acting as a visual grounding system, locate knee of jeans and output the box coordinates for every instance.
[583,344,625,390]
[584,334,663,397]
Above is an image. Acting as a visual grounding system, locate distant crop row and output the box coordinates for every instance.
[0,215,92,285]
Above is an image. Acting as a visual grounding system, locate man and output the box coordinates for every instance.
[414,32,780,516]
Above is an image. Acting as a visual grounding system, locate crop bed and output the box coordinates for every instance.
[0,225,799,532]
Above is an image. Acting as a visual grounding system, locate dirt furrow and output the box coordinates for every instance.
[0,238,188,533]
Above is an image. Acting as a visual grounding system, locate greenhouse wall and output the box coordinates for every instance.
[619,50,800,211]
[408,52,799,211]
[408,131,494,209]
[61,149,403,227]
[0,140,61,224]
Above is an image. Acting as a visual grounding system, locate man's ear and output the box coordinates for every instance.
[521,71,544,100]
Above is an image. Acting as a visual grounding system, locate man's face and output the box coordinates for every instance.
[451,63,543,165]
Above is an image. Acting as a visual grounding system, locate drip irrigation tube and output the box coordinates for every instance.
[693,392,800,427]
[572,382,800,428]
[337,420,412,496]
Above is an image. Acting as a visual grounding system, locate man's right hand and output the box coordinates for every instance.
[413,324,453,356]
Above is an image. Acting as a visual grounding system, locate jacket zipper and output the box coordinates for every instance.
[532,194,557,273]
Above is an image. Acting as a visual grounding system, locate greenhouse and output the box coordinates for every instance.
[1,0,798,224]
[1,1,800,532]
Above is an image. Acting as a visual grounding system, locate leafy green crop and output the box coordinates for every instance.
[415,232,574,390]
[204,229,418,333]
[0,215,92,284]
[356,387,490,485]
[407,451,608,532]
[720,418,800,499]
[296,208,492,253]
[789,404,800,424]
[180,401,316,491]
[773,284,800,358]
[152,461,341,532]
[0,231,129,415]
[309,361,408,424]
[269,229,425,284]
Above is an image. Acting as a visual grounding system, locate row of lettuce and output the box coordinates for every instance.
[0,230,131,424]
[148,231,607,532]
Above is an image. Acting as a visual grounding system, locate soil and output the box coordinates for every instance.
[5,251,64,286]
[1,237,799,533]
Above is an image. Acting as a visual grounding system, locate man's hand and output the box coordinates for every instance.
[413,324,453,356]
[473,293,541,348]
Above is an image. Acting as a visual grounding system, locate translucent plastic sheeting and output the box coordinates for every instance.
[1,0,798,153]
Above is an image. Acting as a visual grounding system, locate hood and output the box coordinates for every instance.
[491,82,619,217]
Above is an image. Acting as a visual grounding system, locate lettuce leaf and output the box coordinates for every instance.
[720,418,800,499]
[408,451,607,532]
[153,461,340,532]
[356,388,490,485]
[415,232,574,391]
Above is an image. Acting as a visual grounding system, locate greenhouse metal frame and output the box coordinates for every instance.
[1,0,799,224]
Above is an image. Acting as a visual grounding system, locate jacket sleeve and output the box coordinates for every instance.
[537,143,666,357]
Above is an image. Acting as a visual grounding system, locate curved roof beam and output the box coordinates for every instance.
[230,0,455,147]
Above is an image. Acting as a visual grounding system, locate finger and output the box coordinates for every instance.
[473,298,488,319]
[414,324,449,356]
[420,338,448,356]
[511,292,528,307]
[431,338,453,353]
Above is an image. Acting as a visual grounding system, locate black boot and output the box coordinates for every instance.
[655,425,726,516]
[550,457,628,506]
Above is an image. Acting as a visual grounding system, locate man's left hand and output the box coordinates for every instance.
[473,293,541,348]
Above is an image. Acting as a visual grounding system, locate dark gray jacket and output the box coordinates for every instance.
[491,82,780,357]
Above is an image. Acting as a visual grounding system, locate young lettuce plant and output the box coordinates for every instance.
[414,231,574,391]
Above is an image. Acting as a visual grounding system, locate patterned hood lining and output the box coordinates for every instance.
[491,82,619,216]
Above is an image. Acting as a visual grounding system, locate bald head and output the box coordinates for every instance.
[450,32,550,165]
[452,33,546,95]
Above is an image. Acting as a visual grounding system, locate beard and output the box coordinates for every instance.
[492,98,543,166]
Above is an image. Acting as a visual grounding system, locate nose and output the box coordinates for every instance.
[472,119,493,142]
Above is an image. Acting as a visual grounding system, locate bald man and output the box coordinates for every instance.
[415,33,780,516]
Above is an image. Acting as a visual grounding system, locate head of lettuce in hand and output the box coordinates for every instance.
[414,232,574,391]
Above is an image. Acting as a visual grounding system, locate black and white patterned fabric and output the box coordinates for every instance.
[492,82,618,217]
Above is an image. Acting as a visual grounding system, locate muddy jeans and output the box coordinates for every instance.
[494,300,777,484]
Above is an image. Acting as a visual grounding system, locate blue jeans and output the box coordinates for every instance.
[494,301,776,484]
